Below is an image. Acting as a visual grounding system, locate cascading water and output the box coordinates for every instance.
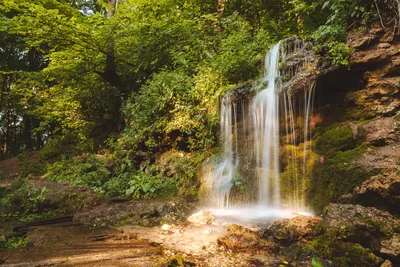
[252,43,281,207]
[213,93,236,208]
[203,38,316,218]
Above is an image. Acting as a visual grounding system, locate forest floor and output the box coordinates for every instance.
[0,220,285,267]
[0,157,287,267]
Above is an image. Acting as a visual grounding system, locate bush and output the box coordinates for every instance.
[0,183,53,223]
[46,154,111,192]
[125,171,177,199]
[39,133,93,162]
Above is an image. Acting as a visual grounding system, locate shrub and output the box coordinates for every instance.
[46,154,111,192]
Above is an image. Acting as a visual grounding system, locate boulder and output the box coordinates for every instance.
[263,215,321,246]
[380,233,400,263]
[381,260,393,267]
[217,224,276,253]
[187,211,215,225]
[323,204,400,261]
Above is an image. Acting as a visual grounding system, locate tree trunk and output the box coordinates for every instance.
[98,0,126,97]
[1,75,10,154]
[23,47,41,150]
[217,0,225,20]
[23,116,32,150]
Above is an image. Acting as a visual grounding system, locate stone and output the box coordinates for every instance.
[378,43,391,49]
[348,34,375,49]
[217,224,276,253]
[263,215,321,246]
[381,259,393,267]
[187,211,215,225]
[347,25,381,49]
[380,234,400,264]
[203,229,212,234]
[161,224,171,231]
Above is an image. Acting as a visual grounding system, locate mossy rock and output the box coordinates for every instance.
[314,126,360,156]
[311,228,383,267]
[308,143,370,213]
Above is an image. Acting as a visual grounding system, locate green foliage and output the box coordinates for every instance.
[311,257,324,267]
[12,184,48,214]
[0,182,54,223]
[312,25,353,67]
[18,152,46,179]
[157,150,209,200]
[125,171,177,199]
[47,154,111,191]
[0,235,29,249]
[39,133,93,161]
[45,152,189,199]
[312,0,378,66]
[321,0,377,25]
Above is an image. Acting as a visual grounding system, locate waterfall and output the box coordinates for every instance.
[252,43,281,206]
[204,39,315,214]
[209,93,237,208]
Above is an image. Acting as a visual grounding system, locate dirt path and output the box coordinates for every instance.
[0,222,163,267]
[0,220,285,266]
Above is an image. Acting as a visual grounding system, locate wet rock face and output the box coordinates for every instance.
[354,146,400,173]
[347,24,400,118]
[280,37,317,96]
[340,172,400,215]
[362,117,399,146]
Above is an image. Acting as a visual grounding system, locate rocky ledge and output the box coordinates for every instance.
[217,203,399,266]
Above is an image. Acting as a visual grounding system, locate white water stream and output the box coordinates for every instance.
[203,40,315,220]
[252,43,281,207]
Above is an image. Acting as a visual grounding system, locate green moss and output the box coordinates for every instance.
[309,123,372,212]
[346,107,375,122]
[311,228,381,267]
[358,217,394,238]
[309,126,370,213]
[314,126,359,156]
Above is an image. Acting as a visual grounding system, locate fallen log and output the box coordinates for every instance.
[13,215,74,234]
